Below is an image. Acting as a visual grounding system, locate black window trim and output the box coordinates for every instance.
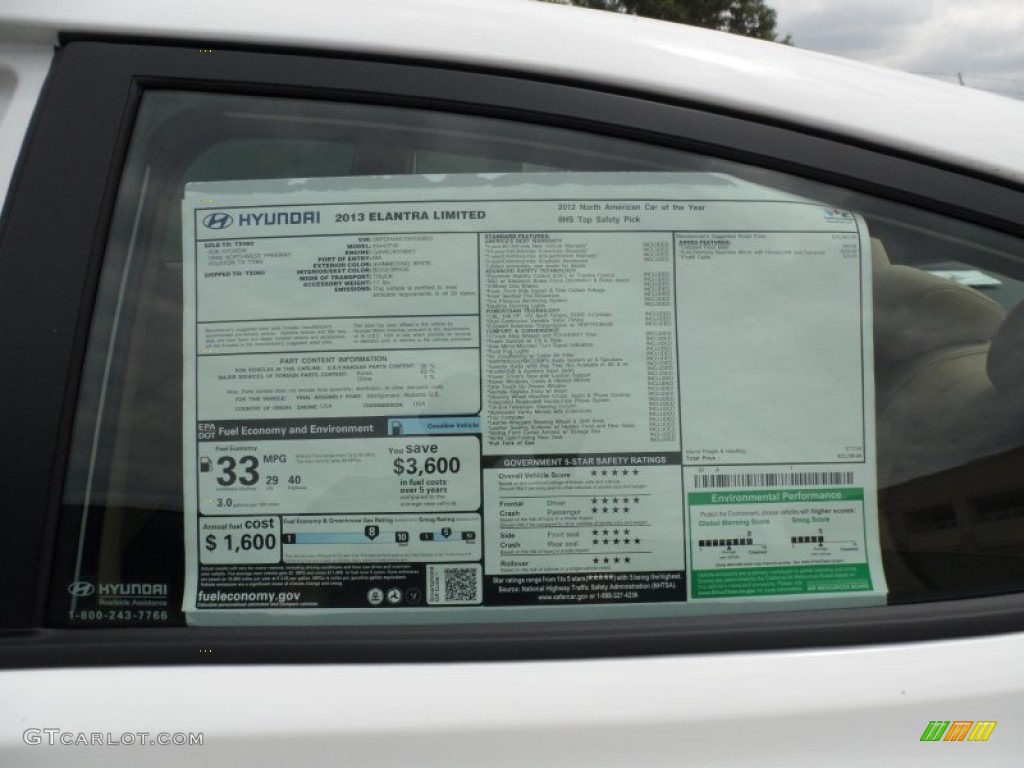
[1,39,1023,668]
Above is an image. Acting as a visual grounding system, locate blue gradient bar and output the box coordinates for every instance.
[386,417,480,436]
[291,532,372,544]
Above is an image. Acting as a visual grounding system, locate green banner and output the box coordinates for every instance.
[688,487,863,506]
[691,564,872,598]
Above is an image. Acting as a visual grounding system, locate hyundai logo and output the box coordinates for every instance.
[202,212,234,229]
[67,581,95,597]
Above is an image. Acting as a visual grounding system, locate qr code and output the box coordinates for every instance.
[427,564,482,605]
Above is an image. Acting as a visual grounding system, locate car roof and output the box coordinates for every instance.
[3,0,1024,184]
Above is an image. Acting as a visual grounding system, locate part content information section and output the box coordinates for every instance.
[182,173,886,624]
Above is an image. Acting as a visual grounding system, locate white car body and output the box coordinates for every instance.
[1,1,1023,765]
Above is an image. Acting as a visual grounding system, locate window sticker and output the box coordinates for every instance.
[181,173,886,624]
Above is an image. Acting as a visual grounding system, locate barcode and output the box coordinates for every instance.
[692,471,854,489]
[427,564,482,605]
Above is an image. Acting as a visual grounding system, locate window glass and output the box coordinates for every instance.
[54,90,1024,627]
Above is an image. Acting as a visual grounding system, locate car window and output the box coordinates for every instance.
[46,86,1024,631]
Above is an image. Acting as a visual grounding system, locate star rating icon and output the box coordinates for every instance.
[584,556,631,565]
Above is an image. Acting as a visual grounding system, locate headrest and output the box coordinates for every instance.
[871,237,891,269]
[872,240,1004,361]
[988,300,1024,392]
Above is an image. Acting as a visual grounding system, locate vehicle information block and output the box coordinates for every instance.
[181,173,886,623]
